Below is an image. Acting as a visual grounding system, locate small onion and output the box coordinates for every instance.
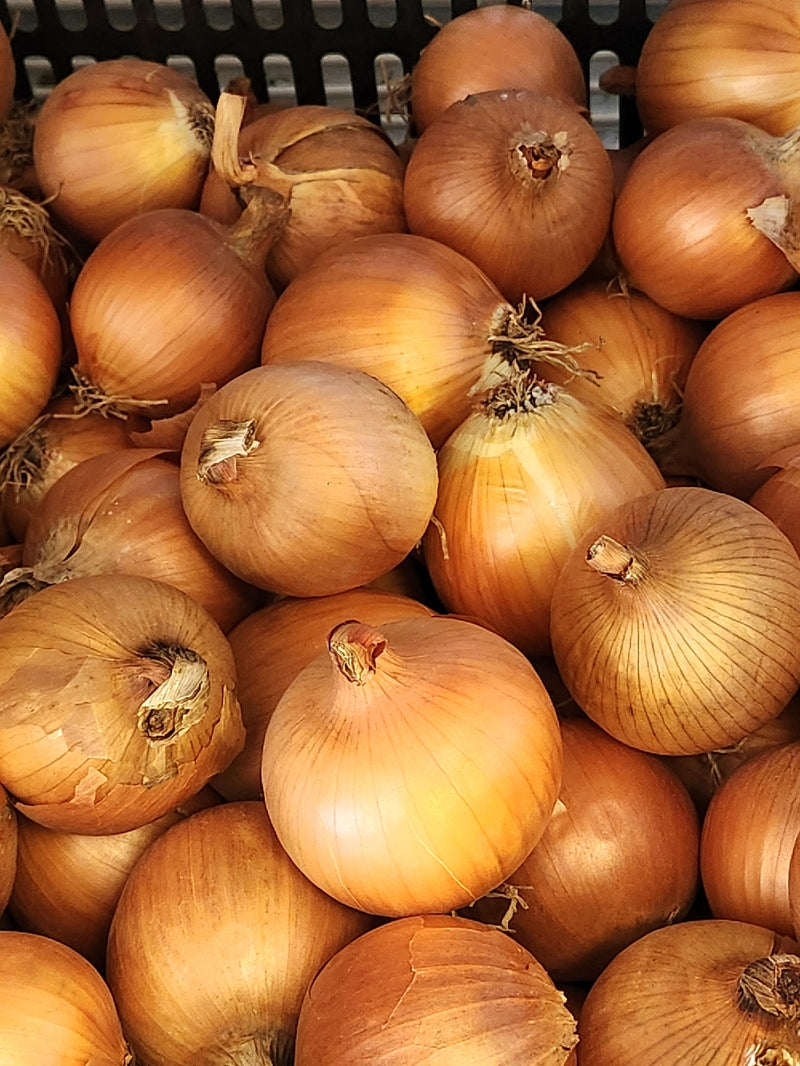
[550,485,800,755]
[0,782,16,914]
[106,799,373,1066]
[576,919,800,1065]
[32,57,215,243]
[294,914,578,1066]
[0,573,244,834]
[262,613,563,916]
[179,361,438,597]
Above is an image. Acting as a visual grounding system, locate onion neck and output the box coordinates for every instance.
[227,186,291,272]
[737,954,800,1022]
[328,620,387,684]
[586,535,649,585]
[137,643,210,746]
[197,419,260,484]
[508,124,571,188]
[203,1028,293,1066]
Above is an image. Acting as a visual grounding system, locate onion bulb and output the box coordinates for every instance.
[404,88,614,304]
[409,4,586,133]
[0,930,133,1064]
[294,914,578,1066]
[106,799,373,1066]
[0,185,72,319]
[0,573,244,834]
[422,362,665,657]
[576,919,800,1065]
[550,485,800,755]
[0,782,16,914]
[32,57,215,243]
[179,361,438,597]
[262,613,563,916]
[751,443,800,553]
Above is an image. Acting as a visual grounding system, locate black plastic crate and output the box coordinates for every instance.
[0,1,663,145]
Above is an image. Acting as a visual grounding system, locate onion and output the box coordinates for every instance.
[179,361,438,597]
[0,23,12,124]
[0,572,244,834]
[32,57,215,244]
[611,117,800,321]
[262,613,563,916]
[294,913,578,1066]
[5,448,261,631]
[8,786,219,970]
[0,185,72,320]
[700,740,800,937]
[409,4,586,133]
[403,88,614,304]
[0,782,16,914]
[550,485,800,755]
[576,919,800,1064]
[469,717,700,983]
[106,799,373,1066]
[214,586,433,801]
[634,0,800,137]
[201,93,406,291]
[421,362,665,658]
[69,200,285,418]
[0,930,133,1064]
[0,249,61,448]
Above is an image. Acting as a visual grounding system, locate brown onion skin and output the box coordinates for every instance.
[107,799,374,1066]
[294,913,578,1066]
[0,783,16,914]
[470,718,700,983]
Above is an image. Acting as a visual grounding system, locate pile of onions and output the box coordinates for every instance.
[409,4,586,133]
[576,920,800,1064]
[69,200,285,418]
[634,0,800,137]
[421,362,664,657]
[0,23,12,124]
[0,572,244,834]
[106,800,373,1066]
[0,248,61,449]
[0,783,16,913]
[32,57,215,244]
[261,613,563,916]
[294,914,578,1065]
[404,88,614,304]
[470,718,700,983]
[550,485,800,756]
[214,586,433,801]
[0,930,133,1064]
[3,448,261,631]
[200,92,406,291]
[179,361,438,597]
[611,117,800,321]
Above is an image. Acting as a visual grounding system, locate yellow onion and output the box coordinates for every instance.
[5,448,261,631]
[0,930,133,1063]
[32,57,215,243]
[576,920,800,1065]
[214,586,433,801]
[106,799,373,1066]
[294,914,578,1066]
[550,485,800,755]
[0,573,243,834]
[0,782,16,914]
[611,117,800,321]
[179,362,438,597]
[422,363,665,657]
[8,786,219,970]
[404,89,614,304]
[470,718,700,983]
[262,613,563,916]
[0,185,73,321]
[201,93,406,291]
[634,0,800,137]
[409,4,586,133]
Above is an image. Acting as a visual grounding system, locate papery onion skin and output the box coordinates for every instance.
[550,485,800,756]
[214,586,433,801]
[262,614,563,917]
[294,913,578,1066]
[576,919,800,1065]
[404,89,614,305]
[32,57,215,243]
[0,573,244,834]
[0,930,132,1064]
[180,361,438,597]
[469,718,700,983]
[106,799,373,1066]
[410,4,586,133]
[0,783,16,914]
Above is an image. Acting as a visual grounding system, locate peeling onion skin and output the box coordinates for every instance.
[294,914,578,1066]
[550,485,800,756]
